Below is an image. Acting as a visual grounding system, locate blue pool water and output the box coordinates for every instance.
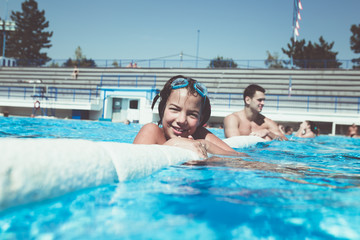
[1,117,360,239]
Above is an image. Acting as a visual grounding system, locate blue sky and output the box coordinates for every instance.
[1,0,360,62]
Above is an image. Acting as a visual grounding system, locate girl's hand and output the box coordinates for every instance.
[165,137,208,159]
[190,135,248,157]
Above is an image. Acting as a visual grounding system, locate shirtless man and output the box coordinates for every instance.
[223,84,287,141]
[347,123,359,137]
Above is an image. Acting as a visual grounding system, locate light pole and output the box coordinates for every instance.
[180,51,183,68]
[196,30,200,68]
[1,0,16,58]
[1,19,16,57]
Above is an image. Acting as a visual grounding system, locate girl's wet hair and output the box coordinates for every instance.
[308,121,319,135]
[306,120,320,136]
[151,75,211,126]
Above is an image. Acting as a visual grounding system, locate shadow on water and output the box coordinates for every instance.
[184,156,360,189]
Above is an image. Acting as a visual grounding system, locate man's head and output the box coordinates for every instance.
[243,84,265,103]
[243,84,266,112]
[285,126,293,134]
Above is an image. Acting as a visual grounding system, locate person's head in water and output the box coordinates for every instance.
[298,120,319,138]
[151,75,211,139]
[308,121,319,136]
[285,126,294,135]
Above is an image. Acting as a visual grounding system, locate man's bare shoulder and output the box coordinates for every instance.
[223,111,245,137]
[225,111,244,121]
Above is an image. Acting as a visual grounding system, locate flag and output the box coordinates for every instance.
[295,28,299,36]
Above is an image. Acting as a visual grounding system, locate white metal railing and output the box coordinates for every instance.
[1,86,359,115]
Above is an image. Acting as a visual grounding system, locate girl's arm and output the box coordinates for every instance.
[196,127,248,156]
[134,123,209,158]
[134,124,246,158]
[165,137,246,158]
[202,139,246,156]
[164,137,208,158]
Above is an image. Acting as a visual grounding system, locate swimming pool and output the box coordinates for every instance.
[1,117,360,239]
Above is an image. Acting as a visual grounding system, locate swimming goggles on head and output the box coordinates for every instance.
[170,78,208,98]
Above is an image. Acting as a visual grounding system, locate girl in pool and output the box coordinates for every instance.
[295,120,319,138]
[133,75,243,158]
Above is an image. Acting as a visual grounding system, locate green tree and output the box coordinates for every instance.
[350,24,360,69]
[63,46,96,67]
[265,51,284,69]
[282,37,341,69]
[75,46,83,60]
[112,60,119,67]
[6,0,53,66]
[48,61,59,67]
[208,56,238,68]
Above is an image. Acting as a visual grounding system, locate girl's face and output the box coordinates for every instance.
[162,88,203,139]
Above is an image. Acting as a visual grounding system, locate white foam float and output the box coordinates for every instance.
[223,135,265,148]
[0,138,199,210]
[0,136,263,210]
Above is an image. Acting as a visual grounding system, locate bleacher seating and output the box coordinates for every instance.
[1,66,360,134]
[1,67,360,96]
